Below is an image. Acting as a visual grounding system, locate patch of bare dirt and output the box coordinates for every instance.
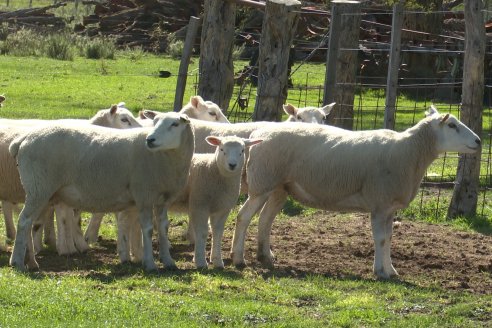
[1,212,491,294]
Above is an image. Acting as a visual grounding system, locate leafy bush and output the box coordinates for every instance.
[0,23,10,41]
[45,33,75,61]
[2,28,43,56]
[85,37,116,60]
[166,39,184,59]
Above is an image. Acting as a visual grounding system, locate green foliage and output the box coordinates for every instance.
[85,37,116,60]
[45,33,75,61]
[1,28,43,56]
[166,34,184,59]
[0,22,9,41]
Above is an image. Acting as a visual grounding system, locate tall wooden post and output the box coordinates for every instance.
[252,0,301,122]
[448,0,485,218]
[198,0,236,112]
[383,1,404,130]
[323,0,361,130]
[174,16,201,112]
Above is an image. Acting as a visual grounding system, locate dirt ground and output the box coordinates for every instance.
[2,212,491,295]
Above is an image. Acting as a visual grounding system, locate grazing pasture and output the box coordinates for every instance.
[0,54,491,326]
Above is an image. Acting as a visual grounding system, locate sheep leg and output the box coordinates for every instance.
[2,201,16,240]
[156,207,176,269]
[10,197,49,271]
[209,211,230,269]
[129,215,143,263]
[32,206,53,254]
[231,194,269,267]
[85,212,105,244]
[382,213,398,277]
[72,209,89,253]
[256,189,288,268]
[190,210,209,269]
[116,209,134,263]
[138,208,158,271]
[370,210,397,279]
[42,207,57,249]
[54,204,78,255]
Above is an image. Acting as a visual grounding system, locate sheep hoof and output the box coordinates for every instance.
[257,255,275,269]
[165,264,179,271]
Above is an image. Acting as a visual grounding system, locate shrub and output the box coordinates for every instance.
[85,37,116,59]
[167,39,184,59]
[0,23,9,41]
[45,33,75,61]
[2,28,43,57]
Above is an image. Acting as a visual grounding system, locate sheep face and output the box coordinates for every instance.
[427,106,481,154]
[190,95,230,123]
[107,103,142,129]
[283,102,336,124]
[146,112,191,151]
[206,136,262,176]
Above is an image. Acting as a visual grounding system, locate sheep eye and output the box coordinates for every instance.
[208,112,217,116]
[121,118,129,123]
[448,123,457,129]
[171,122,179,127]
[296,115,302,120]
[220,148,224,152]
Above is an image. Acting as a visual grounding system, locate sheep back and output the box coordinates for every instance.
[247,121,438,213]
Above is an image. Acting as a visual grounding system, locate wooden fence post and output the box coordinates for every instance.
[383,1,404,130]
[198,0,236,112]
[252,0,301,122]
[323,0,361,130]
[173,16,201,112]
[447,0,485,218]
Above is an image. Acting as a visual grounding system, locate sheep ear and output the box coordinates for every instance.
[425,105,439,117]
[179,114,190,124]
[244,138,263,147]
[439,113,450,125]
[283,104,296,116]
[138,110,147,119]
[142,110,158,120]
[190,95,203,108]
[205,136,222,146]
[321,102,336,115]
[110,104,118,115]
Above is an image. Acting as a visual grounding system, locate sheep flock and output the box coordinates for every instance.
[0,94,481,279]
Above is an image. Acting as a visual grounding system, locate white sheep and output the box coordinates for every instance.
[180,95,230,123]
[9,111,194,271]
[230,106,481,279]
[0,103,142,254]
[117,135,262,269]
[83,103,336,245]
[283,102,335,124]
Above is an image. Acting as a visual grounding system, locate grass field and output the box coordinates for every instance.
[0,52,491,326]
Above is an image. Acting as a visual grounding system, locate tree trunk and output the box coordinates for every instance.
[253,0,301,122]
[198,0,236,112]
[447,0,485,218]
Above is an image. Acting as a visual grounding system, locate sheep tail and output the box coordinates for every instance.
[9,134,28,159]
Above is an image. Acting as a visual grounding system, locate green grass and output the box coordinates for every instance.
[0,264,490,327]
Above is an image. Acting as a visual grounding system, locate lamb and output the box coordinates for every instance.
[117,135,262,268]
[230,106,481,279]
[9,111,193,271]
[0,103,142,254]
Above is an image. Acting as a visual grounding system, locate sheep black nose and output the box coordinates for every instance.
[475,138,481,145]
[146,138,156,148]
[229,163,237,170]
